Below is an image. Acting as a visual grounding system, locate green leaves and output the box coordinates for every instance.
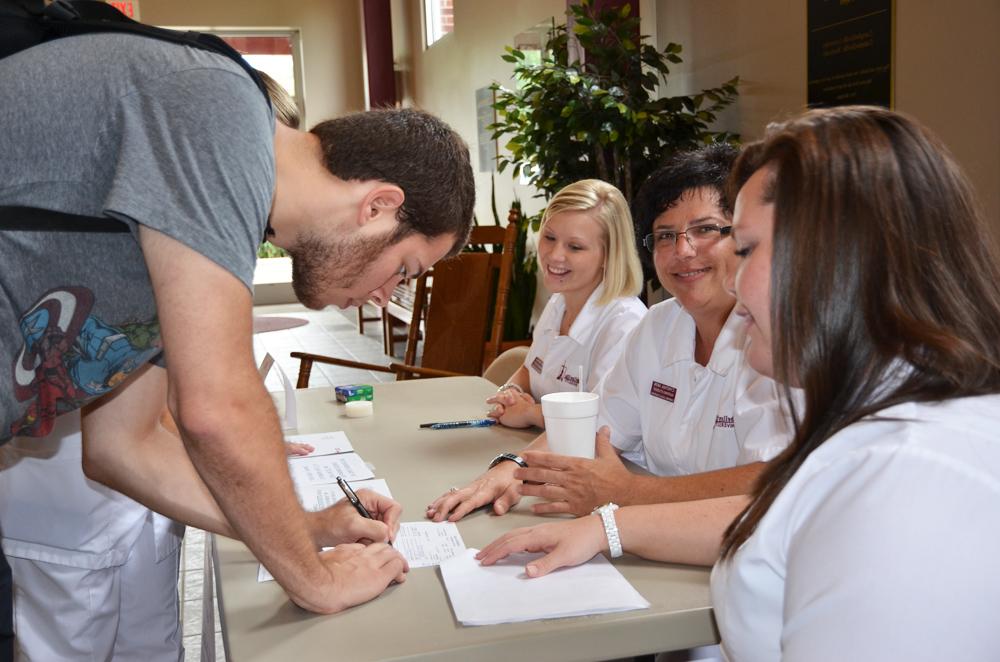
[490,2,740,202]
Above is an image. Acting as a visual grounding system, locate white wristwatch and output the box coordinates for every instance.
[593,503,622,558]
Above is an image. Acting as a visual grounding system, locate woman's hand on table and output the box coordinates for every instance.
[486,390,540,428]
[516,427,630,516]
[315,543,408,612]
[310,490,403,547]
[425,463,521,522]
[475,515,606,578]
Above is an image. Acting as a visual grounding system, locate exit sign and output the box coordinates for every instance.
[107,0,140,20]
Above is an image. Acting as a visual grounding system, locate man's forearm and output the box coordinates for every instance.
[82,363,338,611]
[175,388,340,611]
[622,461,766,505]
[83,414,236,537]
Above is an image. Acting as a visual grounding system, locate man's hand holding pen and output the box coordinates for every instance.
[306,488,403,548]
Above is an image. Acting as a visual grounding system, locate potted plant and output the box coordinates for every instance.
[490,0,740,204]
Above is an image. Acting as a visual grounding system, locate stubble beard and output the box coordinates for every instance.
[288,230,395,310]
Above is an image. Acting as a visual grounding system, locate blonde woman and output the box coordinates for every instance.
[486,179,646,429]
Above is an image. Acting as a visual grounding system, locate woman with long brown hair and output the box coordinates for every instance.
[476,106,1000,659]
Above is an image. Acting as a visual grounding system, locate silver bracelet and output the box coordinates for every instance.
[593,503,623,558]
[488,452,528,470]
[497,382,525,395]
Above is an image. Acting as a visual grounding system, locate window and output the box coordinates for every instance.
[423,0,454,48]
[167,28,305,125]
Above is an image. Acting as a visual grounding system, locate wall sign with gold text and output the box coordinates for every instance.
[808,0,893,108]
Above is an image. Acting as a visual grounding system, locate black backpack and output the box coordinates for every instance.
[0,0,272,232]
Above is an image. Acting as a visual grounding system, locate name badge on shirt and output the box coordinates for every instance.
[531,356,544,374]
[714,415,735,429]
[650,381,677,402]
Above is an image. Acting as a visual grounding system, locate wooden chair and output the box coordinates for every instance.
[355,303,380,335]
[292,223,519,388]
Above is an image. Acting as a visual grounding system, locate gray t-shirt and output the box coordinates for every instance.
[0,34,275,442]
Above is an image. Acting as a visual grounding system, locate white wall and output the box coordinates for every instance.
[141,0,366,127]
[401,1,568,225]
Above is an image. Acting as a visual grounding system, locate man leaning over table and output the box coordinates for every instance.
[0,30,475,648]
[428,145,794,523]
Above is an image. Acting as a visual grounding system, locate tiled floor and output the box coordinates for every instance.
[178,302,396,661]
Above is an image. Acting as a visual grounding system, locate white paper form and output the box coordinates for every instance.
[295,478,391,512]
[287,452,373,485]
[439,549,649,626]
[394,521,466,569]
[286,431,355,457]
[258,518,465,582]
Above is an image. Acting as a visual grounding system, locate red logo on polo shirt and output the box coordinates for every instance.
[556,364,580,387]
[650,381,677,402]
[531,357,544,373]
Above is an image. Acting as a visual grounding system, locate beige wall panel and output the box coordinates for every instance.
[657,0,999,229]
[140,0,365,126]
[895,1,1000,233]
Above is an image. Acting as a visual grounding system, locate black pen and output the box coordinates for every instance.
[336,476,373,519]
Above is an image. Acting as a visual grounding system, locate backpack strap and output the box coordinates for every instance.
[0,206,129,232]
[1,0,271,110]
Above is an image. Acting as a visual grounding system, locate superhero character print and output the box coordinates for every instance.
[11,286,161,438]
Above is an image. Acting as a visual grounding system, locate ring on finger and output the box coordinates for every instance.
[449,486,459,493]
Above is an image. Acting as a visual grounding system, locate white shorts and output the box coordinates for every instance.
[10,517,182,662]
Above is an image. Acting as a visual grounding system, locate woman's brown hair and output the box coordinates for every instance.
[721,106,1000,558]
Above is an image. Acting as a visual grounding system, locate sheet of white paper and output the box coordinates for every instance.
[275,362,298,430]
[394,522,466,569]
[286,431,355,457]
[439,548,649,626]
[287,452,373,485]
[258,353,275,379]
[257,515,461,583]
[295,478,391,512]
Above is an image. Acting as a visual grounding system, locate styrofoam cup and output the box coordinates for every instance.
[541,392,599,459]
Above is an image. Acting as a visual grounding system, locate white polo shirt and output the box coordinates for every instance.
[525,286,646,399]
[710,394,1000,661]
[599,299,791,475]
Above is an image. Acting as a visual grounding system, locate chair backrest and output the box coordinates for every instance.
[482,345,530,386]
[401,223,517,376]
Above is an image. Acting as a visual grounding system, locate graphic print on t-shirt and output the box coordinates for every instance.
[10,287,161,438]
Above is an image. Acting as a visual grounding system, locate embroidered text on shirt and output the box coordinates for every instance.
[714,415,735,429]
[555,364,580,387]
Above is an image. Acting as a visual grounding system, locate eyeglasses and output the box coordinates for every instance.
[643,224,732,253]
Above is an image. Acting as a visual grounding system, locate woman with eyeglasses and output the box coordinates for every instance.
[428,144,792,523]
[477,106,1000,660]
[483,179,647,430]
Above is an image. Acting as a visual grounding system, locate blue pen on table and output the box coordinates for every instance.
[419,418,498,430]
